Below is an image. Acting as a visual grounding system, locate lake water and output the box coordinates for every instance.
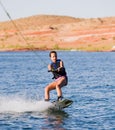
[0,51,115,130]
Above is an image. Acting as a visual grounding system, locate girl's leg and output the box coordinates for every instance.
[44,76,67,101]
[56,76,67,98]
[44,82,56,100]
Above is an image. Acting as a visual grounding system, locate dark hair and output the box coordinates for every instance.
[49,51,57,57]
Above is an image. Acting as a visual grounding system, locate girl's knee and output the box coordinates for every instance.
[45,86,49,92]
[56,84,61,89]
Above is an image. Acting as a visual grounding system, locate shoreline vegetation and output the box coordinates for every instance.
[0,44,114,52]
[0,15,115,52]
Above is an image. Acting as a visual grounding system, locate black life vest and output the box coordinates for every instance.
[51,59,67,79]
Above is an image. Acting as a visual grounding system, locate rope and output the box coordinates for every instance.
[0,0,47,65]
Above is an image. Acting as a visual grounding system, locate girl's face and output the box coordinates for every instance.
[50,53,57,63]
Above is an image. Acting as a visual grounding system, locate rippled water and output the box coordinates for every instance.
[0,51,115,129]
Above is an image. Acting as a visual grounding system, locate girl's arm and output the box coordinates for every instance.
[57,60,64,71]
[60,60,64,68]
[48,64,52,71]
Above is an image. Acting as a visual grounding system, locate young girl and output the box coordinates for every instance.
[45,51,68,101]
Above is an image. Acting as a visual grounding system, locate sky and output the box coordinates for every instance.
[0,0,115,22]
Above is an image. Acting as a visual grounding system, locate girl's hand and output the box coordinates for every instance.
[57,67,62,72]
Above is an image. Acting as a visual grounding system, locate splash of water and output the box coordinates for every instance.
[0,96,52,113]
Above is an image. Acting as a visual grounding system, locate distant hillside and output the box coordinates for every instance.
[0,15,115,51]
[0,15,82,30]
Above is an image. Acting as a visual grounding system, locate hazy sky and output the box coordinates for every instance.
[0,0,115,21]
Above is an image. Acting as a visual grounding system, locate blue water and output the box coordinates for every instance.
[0,51,115,130]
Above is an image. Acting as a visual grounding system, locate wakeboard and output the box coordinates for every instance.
[49,99,73,111]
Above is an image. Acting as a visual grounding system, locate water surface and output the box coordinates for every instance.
[0,51,115,129]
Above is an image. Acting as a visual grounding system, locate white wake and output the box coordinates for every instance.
[0,96,52,113]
